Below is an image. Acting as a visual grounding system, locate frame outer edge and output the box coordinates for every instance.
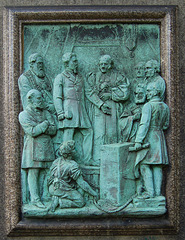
[3,5,179,236]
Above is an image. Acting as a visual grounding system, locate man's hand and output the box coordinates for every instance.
[99,92,111,102]
[100,103,111,115]
[40,120,49,133]
[58,113,65,121]
[129,142,150,152]
[65,110,73,120]
[133,113,141,121]
[42,120,49,127]
[47,104,56,114]
[134,143,142,150]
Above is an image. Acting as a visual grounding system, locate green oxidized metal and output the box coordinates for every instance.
[18,23,169,217]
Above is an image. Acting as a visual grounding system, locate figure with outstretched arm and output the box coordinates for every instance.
[85,55,129,164]
[48,140,98,212]
[131,81,170,199]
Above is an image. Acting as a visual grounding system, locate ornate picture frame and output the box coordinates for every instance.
[3,5,179,236]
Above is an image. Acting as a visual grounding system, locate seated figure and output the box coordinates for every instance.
[48,140,98,211]
[119,84,146,143]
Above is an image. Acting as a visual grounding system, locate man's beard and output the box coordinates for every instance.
[37,70,45,78]
[73,67,78,74]
[100,68,107,73]
[135,99,145,104]
[32,67,45,78]
[32,102,44,109]
[35,69,45,78]
[135,95,146,104]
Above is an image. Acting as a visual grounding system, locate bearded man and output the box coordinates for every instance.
[18,53,55,113]
[19,89,56,208]
[133,81,170,199]
[53,52,93,165]
[119,83,146,143]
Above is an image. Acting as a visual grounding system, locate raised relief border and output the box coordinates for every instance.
[3,5,179,236]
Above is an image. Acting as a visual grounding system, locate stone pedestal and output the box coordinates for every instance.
[100,142,135,206]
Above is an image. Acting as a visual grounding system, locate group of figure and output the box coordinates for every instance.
[119,60,169,200]
[18,52,170,210]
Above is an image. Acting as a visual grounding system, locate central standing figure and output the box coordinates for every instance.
[53,52,93,165]
[86,55,129,164]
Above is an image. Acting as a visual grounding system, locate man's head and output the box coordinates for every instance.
[146,82,161,100]
[145,60,160,78]
[134,84,146,104]
[27,89,43,109]
[29,53,45,78]
[120,85,130,101]
[134,62,145,78]
[62,52,78,74]
[99,55,112,73]
[59,140,75,159]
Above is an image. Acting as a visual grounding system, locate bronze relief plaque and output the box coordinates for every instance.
[3,5,179,236]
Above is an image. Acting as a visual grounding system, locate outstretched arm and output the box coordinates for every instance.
[76,175,98,198]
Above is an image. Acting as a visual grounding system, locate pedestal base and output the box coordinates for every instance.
[133,195,166,208]
[100,142,135,206]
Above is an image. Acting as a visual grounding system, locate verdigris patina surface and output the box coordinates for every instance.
[19,89,56,208]
[18,23,170,217]
[53,52,93,163]
[48,140,98,211]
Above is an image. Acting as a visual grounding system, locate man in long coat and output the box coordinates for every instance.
[53,52,93,165]
[119,83,146,143]
[133,81,170,198]
[19,89,56,208]
[18,53,55,113]
[86,55,129,164]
